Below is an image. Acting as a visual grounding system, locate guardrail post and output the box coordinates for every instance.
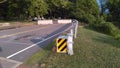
[74,21,78,38]
[67,29,74,55]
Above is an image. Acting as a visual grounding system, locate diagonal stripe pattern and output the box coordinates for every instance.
[56,38,67,53]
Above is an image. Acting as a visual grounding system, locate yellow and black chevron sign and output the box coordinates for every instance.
[56,38,67,53]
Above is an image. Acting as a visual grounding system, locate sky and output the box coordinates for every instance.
[96,0,109,13]
[97,0,101,11]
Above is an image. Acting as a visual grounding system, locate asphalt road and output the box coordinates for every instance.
[0,24,72,62]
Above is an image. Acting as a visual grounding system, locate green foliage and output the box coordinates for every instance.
[89,22,120,40]
[7,0,29,20]
[28,0,48,17]
[0,0,73,20]
[107,0,120,27]
[72,0,100,23]
[115,34,120,41]
[46,0,72,18]
[0,0,48,20]
[112,28,120,40]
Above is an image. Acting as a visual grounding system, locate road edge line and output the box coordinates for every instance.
[6,31,63,59]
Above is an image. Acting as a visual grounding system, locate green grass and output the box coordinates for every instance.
[25,26,120,68]
[24,42,55,65]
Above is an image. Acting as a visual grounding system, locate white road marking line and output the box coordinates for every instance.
[6,31,63,59]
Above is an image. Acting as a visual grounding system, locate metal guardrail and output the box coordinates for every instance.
[56,19,78,55]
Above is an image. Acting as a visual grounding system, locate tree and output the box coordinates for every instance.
[5,0,30,20]
[0,0,49,20]
[107,0,120,27]
[72,0,100,23]
[46,0,72,18]
[69,0,76,3]
[28,0,48,17]
[0,0,8,20]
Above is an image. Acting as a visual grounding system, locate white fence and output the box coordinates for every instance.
[37,19,72,25]
[37,20,53,25]
[57,19,72,24]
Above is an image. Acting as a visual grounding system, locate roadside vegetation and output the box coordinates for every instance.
[23,26,120,68]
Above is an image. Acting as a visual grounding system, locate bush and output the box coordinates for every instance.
[85,14,96,24]
[114,30,120,40]
[89,22,120,40]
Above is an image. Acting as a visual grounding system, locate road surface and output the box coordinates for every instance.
[0,24,72,63]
